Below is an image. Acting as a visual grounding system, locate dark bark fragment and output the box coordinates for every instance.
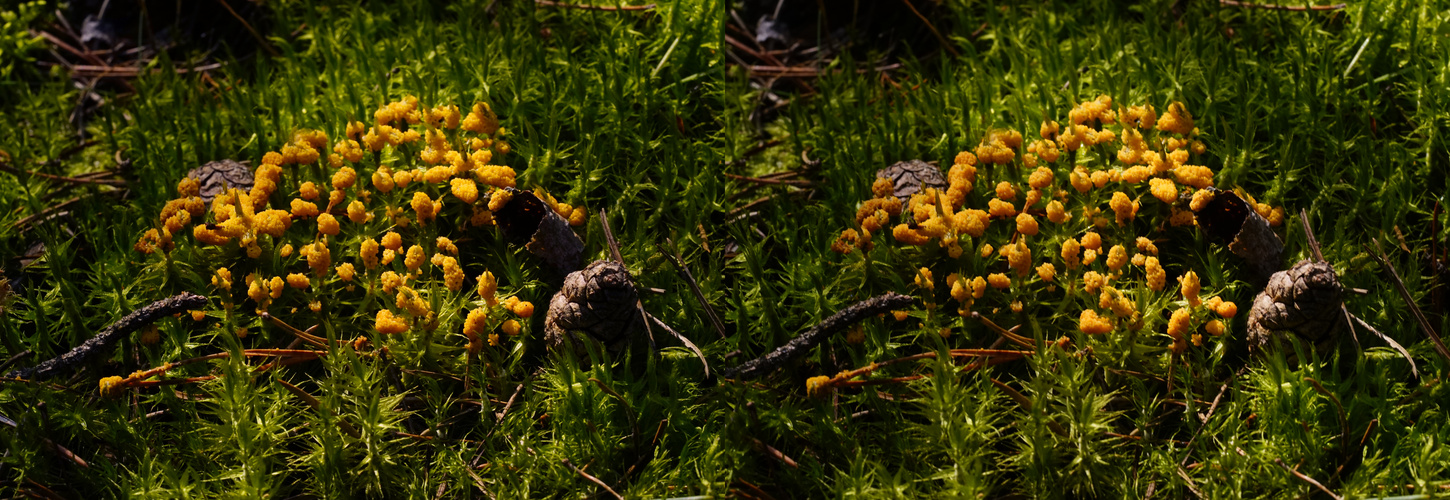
[6,292,207,380]
[721,292,914,380]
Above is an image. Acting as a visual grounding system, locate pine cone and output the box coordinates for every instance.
[1247,259,1344,350]
[544,260,643,354]
[187,159,254,203]
[876,160,947,203]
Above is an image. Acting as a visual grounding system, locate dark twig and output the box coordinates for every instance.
[276,378,360,438]
[213,0,278,57]
[1367,239,1450,364]
[1303,377,1349,463]
[724,173,813,186]
[562,458,624,500]
[0,160,125,186]
[1176,465,1206,499]
[1219,0,1346,10]
[1273,458,1342,499]
[734,479,779,500]
[5,292,206,380]
[473,371,538,468]
[720,292,913,380]
[536,0,654,10]
[22,478,67,500]
[598,209,625,272]
[587,377,637,437]
[598,208,654,348]
[647,313,711,380]
[1300,209,1325,263]
[1179,366,1248,466]
[898,0,960,57]
[1350,314,1418,378]
[662,237,728,340]
[991,378,1069,437]
[747,437,799,468]
[0,350,32,373]
[970,312,1036,349]
[1302,209,1364,351]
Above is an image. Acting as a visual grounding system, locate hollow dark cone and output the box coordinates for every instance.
[488,187,584,282]
[1194,189,1284,285]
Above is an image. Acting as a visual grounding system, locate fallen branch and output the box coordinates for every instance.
[61,62,224,77]
[1219,0,1346,11]
[276,378,360,438]
[535,0,654,11]
[971,312,1039,349]
[5,292,207,380]
[745,64,903,77]
[214,0,279,57]
[720,292,913,380]
[662,237,728,340]
[724,173,813,186]
[992,378,1069,437]
[1303,377,1350,464]
[648,313,712,380]
[899,0,960,57]
[811,348,1036,394]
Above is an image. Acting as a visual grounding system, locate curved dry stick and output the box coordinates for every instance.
[5,292,207,380]
[1367,239,1450,365]
[720,292,913,380]
[1219,0,1345,11]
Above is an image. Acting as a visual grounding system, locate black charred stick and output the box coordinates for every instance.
[5,292,207,380]
[721,292,913,380]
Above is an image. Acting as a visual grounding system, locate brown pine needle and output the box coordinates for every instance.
[562,458,624,500]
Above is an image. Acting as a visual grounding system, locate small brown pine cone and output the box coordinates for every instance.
[876,160,948,204]
[187,159,254,203]
[1247,259,1344,350]
[544,260,643,355]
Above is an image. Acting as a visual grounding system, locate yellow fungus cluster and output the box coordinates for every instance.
[129,96,589,362]
[831,97,1283,358]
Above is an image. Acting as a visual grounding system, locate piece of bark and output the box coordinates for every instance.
[721,292,914,380]
[876,160,947,204]
[5,292,208,380]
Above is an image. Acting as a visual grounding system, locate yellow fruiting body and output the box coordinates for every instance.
[1079,310,1113,334]
[375,309,408,334]
[1180,271,1202,307]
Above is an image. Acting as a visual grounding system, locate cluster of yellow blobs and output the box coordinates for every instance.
[457,271,534,353]
[135,96,581,356]
[833,97,1272,353]
[1158,271,1239,352]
